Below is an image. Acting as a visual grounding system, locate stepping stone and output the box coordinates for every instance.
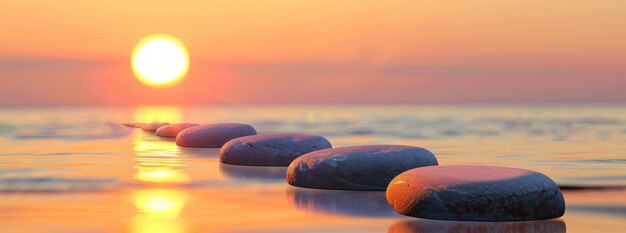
[220,133,332,166]
[386,165,565,221]
[286,145,438,190]
[141,122,169,131]
[122,123,145,128]
[156,123,199,137]
[176,123,257,148]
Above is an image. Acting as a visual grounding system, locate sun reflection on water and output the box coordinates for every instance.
[134,106,183,123]
[130,106,189,233]
[131,189,188,233]
[132,133,191,184]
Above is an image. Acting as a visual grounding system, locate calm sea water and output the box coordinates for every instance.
[0,104,625,233]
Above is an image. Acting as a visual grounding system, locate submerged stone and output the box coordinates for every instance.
[286,145,438,190]
[220,133,332,166]
[141,122,169,131]
[176,123,257,148]
[386,165,565,221]
[156,123,199,137]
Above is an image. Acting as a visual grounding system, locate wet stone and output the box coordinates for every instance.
[220,133,332,166]
[386,165,565,221]
[156,123,199,137]
[176,123,257,148]
[287,145,438,190]
[140,122,169,131]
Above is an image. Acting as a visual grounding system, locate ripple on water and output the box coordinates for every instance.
[0,177,120,193]
[9,122,131,140]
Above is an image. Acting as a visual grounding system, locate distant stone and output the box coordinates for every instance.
[386,165,565,221]
[176,123,257,148]
[156,123,199,137]
[220,133,332,166]
[141,122,169,131]
[122,122,145,128]
[287,145,438,190]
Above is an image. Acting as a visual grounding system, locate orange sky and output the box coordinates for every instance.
[1,0,626,104]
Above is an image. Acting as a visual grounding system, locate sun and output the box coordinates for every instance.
[132,34,189,87]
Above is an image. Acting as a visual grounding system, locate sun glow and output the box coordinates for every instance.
[132,34,189,87]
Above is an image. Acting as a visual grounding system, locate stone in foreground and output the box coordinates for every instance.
[141,122,169,131]
[176,123,257,148]
[287,145,438,190]
[220,133,332,166]
[156,123,199,137]
[386,165,565,221]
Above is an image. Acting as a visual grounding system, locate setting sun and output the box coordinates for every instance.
[131,34,189,87]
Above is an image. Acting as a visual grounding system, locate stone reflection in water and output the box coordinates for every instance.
[387,219,566,233]
[219,163,287,181]
[133,131,190,184]
[132,189,188,233]
[287,187,400,217]
[178,147,221,158]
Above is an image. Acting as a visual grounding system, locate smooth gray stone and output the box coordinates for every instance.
[141,122,169,131]
[386,165,565,221]
[176,123,257,148]
[286,145,438,190]
[156,123,199,137]
[220,133,332,166]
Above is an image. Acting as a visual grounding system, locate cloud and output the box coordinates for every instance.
[1,58,625,105]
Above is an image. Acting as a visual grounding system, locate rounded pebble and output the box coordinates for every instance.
[386,165,565,221]
[156,123,199,137]
[220,133,332,166]
[287,145,438,190]
[141,122,169,131]
[176,123,257,148]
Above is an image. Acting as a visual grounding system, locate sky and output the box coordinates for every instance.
[1,0,625,105]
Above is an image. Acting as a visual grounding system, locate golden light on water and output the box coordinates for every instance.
[131,34,189,87]
[132,106,190,184]
[132,189,188,233]
[133,106,183,123]
[135,167,190,183]
[133,189,188,218]
[132,133,191,184]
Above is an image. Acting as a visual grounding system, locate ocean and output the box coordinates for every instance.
[1,104,625,232]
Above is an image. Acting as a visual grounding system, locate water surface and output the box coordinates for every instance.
[1,105,625,232]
